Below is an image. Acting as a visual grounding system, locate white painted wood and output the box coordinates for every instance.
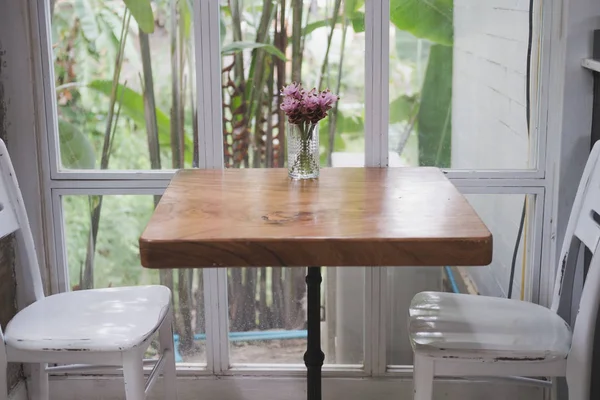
[413,355,433,400]
[192,0,230,375]
[194,0,224,170]
[47,376,544,400]
[0,140,45,306]
[581,58,600,72]
[5,286,171,352]
[215,268,230,373]
[158,311,177,399]
[0,140,177,399]
[551,142,600,312]
[223,365,365,377]
[566,236,600,400]
[144,354,166,394]
[0,328,6,400]
[410,292,572,361]
[122,354,145,400]
[409,142,600,400]
[27,364,49,400]
[364,0,390,168]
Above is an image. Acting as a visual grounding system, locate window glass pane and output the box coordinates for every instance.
[62,195,206,364]
[220,0,366,366]
[386,193,535,366]
[52,1,196,170]
[388,0,534,169]
[220,0,366,169]
[228,266,364,365]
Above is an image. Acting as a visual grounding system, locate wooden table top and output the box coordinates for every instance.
[139,168,492,268]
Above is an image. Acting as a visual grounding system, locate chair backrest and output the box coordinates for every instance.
[566,246,600,400]
[0,139,44,308]
[551,141,600,400]
[551,141,600,313]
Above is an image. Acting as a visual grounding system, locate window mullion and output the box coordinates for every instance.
[195,0,225,169]
[194,0,229,374]
[365,0,390,168]
[364,0,390,376]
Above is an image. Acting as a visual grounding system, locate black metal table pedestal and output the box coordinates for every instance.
[304,266,324,400]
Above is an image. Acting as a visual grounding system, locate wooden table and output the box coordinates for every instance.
[139,167,492,400]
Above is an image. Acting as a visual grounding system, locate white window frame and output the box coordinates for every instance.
[16,0,566,379]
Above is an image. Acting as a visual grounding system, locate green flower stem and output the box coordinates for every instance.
[290,122,318,177]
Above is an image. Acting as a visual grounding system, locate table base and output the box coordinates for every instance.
[304,266,324,400]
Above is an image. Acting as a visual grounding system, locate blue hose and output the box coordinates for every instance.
[173,330,308,362]
[444,266,460,294]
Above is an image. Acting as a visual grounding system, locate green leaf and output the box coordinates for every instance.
[221,41,287,61]
[87,80,170,150]
[74,0,100,42]
[180,0,193,39]
[390,0,453,45]
[303,18,338,36]
[87,80,194,165]
[220,15,226,42]
[318,117,347,165]
[123,0,155,33]
[88,80,169,138]
[351,12,365,33]
[390,95,417,124]
[58,119,96,169]
[417,45,452,167]
[220,4,232,16]
[345,0,364,18]
[336,111,364,133]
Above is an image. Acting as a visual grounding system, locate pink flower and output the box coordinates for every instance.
[281,82,303,100]
[317,90,339,111]
[280,96,303,124]
[280,83,339,124]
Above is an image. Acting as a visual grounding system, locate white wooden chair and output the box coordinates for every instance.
[409,141,600,400]
[0,138,177,400]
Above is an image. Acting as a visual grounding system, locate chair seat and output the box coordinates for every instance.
[409,291,572,361]
[5,285,171,353]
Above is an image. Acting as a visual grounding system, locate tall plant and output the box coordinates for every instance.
[390,0,453,167]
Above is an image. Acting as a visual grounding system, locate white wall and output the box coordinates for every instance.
[452,0,531,297]
[552,0,600,310]
[452,0,530,171]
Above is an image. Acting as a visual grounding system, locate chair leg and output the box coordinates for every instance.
[28,363,49,400]
[0,353,7,400]
[159,310,177,399]
[413,354,434,400]
[123,353,146,400]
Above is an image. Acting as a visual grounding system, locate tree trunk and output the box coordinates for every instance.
[283,267,294,329]
[276,0,287,168]
[195,269,205,333]
[291,0,303,82]
[81,13,131,290]
[327,16,348,166]
[178,269,194,355]
[240,268,257,331]
[229,268,244,331]
[317,0,342,91]
[265,65,276,168]
[292,267,307,328]
[258,267,269,329]
[170,0,183,168]
[272,267,284,328]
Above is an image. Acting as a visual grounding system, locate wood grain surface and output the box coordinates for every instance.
[139,168,492,268]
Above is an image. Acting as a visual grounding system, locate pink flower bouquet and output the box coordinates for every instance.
[280,83,339,179]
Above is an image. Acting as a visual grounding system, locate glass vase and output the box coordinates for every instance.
[287,122,320,179]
